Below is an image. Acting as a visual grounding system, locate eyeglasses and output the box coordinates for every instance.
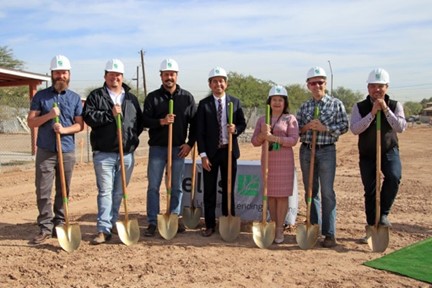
[308,81,325,86]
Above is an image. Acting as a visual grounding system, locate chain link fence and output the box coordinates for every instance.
[0,101,256,172]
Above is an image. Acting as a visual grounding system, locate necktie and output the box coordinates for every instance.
[217,99,223,147]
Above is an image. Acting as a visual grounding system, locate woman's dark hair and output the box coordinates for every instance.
[266,95,289,114]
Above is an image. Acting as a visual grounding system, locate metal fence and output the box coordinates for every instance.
[0,102,255,171]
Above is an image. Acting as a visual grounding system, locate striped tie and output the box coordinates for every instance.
[217,98,223,147]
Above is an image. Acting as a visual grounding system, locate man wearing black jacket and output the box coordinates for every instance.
[83,59,143,245]
[142,59,197,237]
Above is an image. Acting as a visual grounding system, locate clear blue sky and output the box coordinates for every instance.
[1,0,431,103]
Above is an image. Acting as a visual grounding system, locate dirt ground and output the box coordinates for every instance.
[0,126,431,288]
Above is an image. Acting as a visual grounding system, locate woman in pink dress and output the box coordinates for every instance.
[251,85,299,243]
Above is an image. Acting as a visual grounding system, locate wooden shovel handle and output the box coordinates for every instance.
[190,144,197,208]
[306,105,320,226]
[227,102,233,216]
[116,114,130,223]
[262,104,270,223]
[53,103,70,227]
[375,110,381,227]
[166,99,174,214]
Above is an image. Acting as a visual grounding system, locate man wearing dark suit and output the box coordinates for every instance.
[196,67,246,237]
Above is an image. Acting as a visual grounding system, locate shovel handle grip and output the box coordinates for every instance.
[228,102,233,125]
[265,104,270,125]
[53,103,60,123]
[313,105,320,119]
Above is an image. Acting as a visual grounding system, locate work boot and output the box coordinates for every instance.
[144,224,157,237]
[90,232,112,245]
[321,236,337,248]
[32,231,52,244]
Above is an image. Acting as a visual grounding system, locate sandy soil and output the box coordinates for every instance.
[0,126,431,288]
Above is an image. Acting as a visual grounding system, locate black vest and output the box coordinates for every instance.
[356,95,399,158]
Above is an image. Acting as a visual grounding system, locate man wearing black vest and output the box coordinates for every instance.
[350,68,407,243]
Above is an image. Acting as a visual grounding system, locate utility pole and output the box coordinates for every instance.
[140,49,147,97]
[132,66,139,98]
[328,60,334,96]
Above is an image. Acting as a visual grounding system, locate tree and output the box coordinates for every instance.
[403,101,423,116]
[332,87,363,114]
[0,46,27,109]
[0,46,24,69]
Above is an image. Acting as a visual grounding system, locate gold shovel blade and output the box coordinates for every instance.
[157,213,178,240]
[116,219,140,246]
[296,223,319,250]
[219,215,241,242]
[366,225,389,252]
[182,207,202,229]
[252,220,276,249]
[56,224,81,253]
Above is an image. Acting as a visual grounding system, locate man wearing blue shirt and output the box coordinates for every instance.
[27,55,84,244]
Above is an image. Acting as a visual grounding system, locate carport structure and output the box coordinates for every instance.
[0,66,50,155]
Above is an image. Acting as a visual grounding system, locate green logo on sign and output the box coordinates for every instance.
[237,174,260,196]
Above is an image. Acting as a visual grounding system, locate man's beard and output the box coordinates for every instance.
[52,77,70,92]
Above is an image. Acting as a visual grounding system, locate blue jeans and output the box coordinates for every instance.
[146,146,184,225]
[300,144,337,237]
[359,146,401,225]
[93,151,134,234]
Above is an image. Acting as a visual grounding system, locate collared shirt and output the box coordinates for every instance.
[213,94,228,145]
[350,97,407,135]
[107,87,125,105]
[296,94,349,145]
[30,87,82,152]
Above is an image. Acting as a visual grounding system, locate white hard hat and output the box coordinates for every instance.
[306,66,327,81]
[208,67,228,80]
[367,68,390,84]
[160,58,179,72]
[268,85,288,98]
[105,59,125,74]
[50,55,71,71]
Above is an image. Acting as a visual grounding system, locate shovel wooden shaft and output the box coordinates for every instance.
[56,132,70,227]
[375,111,381,227]
[190,144,197,208]
[306,130,317,226]
[166,115,173,214]
[117,115,130,223]
[227,102,233,217]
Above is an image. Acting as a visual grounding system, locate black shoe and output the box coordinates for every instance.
[144,224,157,237]
[52,228,57,238]
[178,222,186,233]
[379,215,392,227]
[32,231,51,244]
[201,228,215,237]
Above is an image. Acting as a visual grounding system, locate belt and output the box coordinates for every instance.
[302,142,334,150]
[218,144,228,149]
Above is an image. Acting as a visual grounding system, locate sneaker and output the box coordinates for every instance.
[32,231,52,244]
[177,222,186,234]
[321,236,337,248]
[90,232,112,245]
[144,224,157,237]
[274,228,284,244]
[379,215,392,227]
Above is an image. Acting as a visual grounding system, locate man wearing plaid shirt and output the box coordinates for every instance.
[296,66,349,248]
